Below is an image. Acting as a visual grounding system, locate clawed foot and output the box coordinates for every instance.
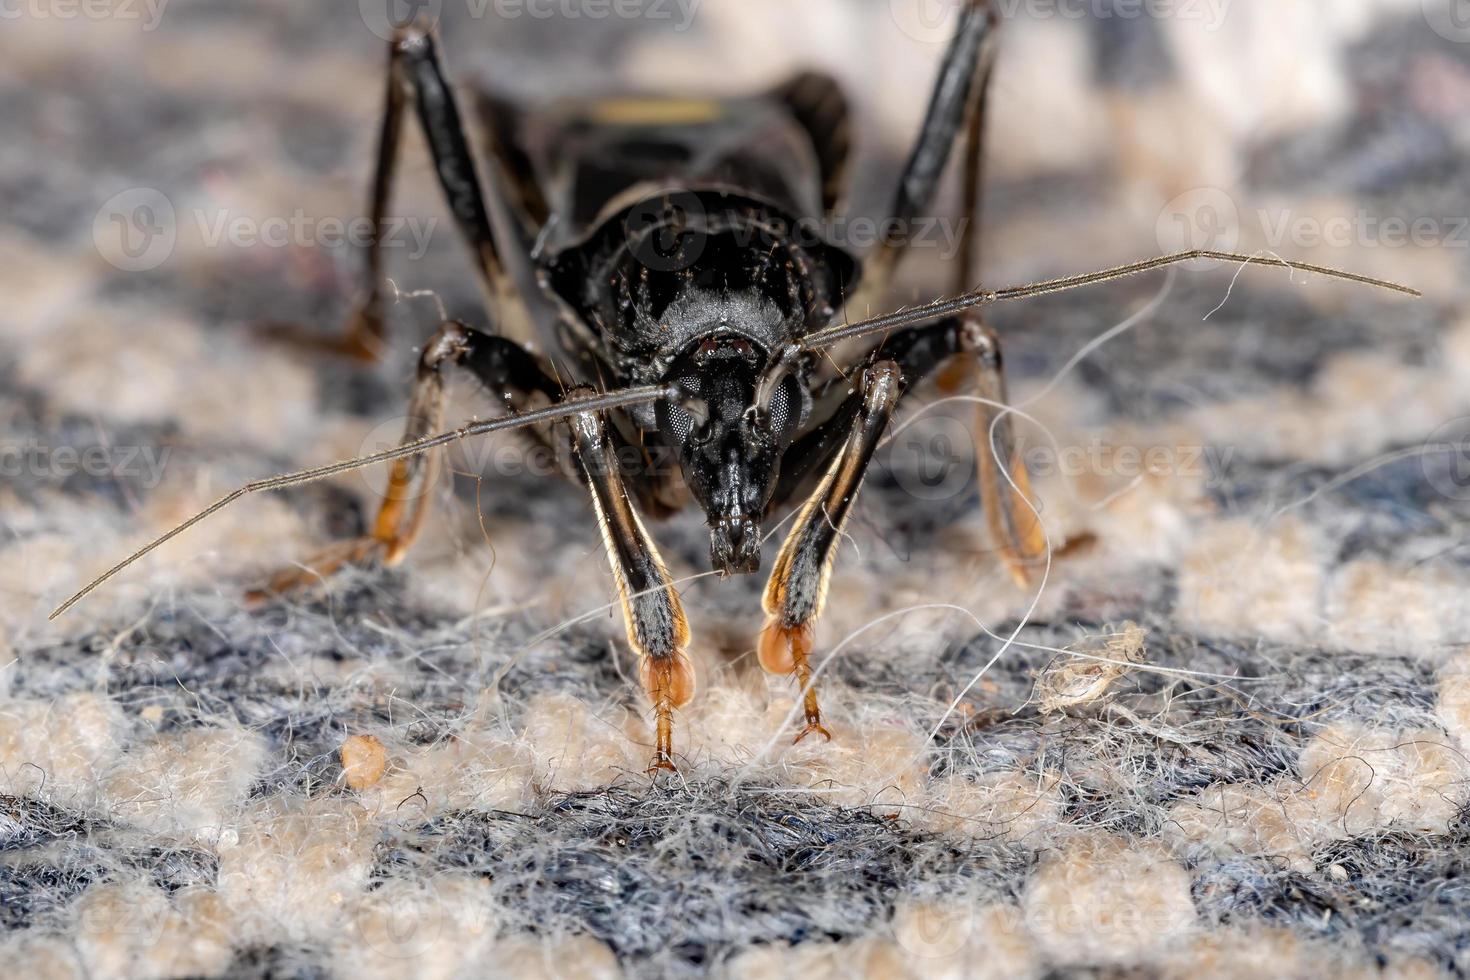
[640,655,695,777]
[794,720,832,744]
[759,619,836,747]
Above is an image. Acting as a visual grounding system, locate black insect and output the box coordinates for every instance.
[54,3,1414,770]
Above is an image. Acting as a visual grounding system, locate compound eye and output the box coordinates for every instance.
[658,371,712,446]
[657,398,698,445]
[765,375,803,445]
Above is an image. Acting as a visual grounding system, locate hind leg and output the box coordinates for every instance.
[854,0,998,310]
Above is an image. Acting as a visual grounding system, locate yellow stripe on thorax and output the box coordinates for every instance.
[587,98,725,126]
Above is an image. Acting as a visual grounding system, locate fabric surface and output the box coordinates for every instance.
[3,2,1470,977]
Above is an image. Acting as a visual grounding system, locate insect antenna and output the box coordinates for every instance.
[801,249,1420,350]
[49,383,679,620]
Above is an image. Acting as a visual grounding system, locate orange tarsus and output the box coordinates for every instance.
[758,619,811,675]
[792,655,831,744]
[759,620,831,743]
[640,654,695,773]
[648,706,678,774]
[934,357,970,394]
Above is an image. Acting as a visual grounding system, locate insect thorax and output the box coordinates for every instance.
[544,190,857,385]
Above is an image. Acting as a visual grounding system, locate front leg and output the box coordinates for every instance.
[778,313,1045,589]
[249,337,694,770]
[248,320,560,600]
[563,388,694,773]
[760,361,903,742]
[760,318,1042,742]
